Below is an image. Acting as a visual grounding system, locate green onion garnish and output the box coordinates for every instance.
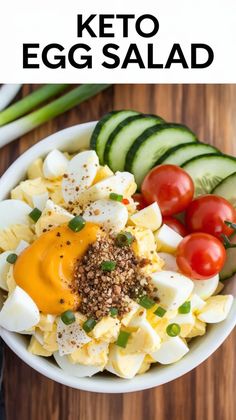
[178,301,191,314]
[115,231,134,247]
[154,306,167,318]
[166,323,181,337]
[110,308,118,317]
[139,295,155,309]
[101,260,116,271]
[109,192,123,202]
[68,216,86,232]
[61,310,76,325]
[116,331,131,348]
[6,253,18,264]
[29,207,42,222]
[83,318,97,333]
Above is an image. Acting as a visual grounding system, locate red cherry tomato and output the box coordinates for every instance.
[185,195,236,240]
[141,165,194,216]
[163,216,188,237]
[132,193,148,210]
[176,232,226,280]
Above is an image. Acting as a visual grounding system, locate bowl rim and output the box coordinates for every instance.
[0,121,236,393]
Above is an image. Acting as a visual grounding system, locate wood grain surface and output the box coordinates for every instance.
[0,84,236,420]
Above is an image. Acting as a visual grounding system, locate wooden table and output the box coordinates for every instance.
[1,84,236,420]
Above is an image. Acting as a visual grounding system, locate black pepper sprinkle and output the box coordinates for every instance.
[60,299,65,304]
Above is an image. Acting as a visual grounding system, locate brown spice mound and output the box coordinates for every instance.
[73,236,157,320]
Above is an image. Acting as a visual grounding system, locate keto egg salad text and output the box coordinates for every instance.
[0,149,233,379]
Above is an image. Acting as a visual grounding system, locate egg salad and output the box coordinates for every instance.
[0,148,233,379]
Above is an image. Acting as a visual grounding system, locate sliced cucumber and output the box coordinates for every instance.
[212,172,236,207]
[157,142,220,166]
[104,114,164,171]
[125,123,197,188]
[90,110,139,164]
[220,234,236,280]
[182,154,236,196]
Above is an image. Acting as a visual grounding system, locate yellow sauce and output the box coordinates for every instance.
[14,223,101,314]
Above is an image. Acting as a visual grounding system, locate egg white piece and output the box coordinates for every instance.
[170,312,195,337]
[0,251,12,291]
[54,352,103,377]
[154,224,183,253]
[0,286,40,332]
[150,336,189,364]
[0,199,32,230]
[126,317,161,353]
[197,295,233,323]
[83,199,128,234]
[62,151,99,203]
[57,319,91,356]
[43,149,68,180]
[129,202,162,231]
[151,271,194,310]
[158,252,178,272]
[193,275,219,300]
[106,345,145,379]
[15,240,29,255]
[32,192,49,211]
[190,293,206,313]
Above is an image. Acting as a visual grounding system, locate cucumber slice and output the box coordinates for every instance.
[212,172,236,207]
[220,234,236,280]
[104,114,164,171]
[182,154,236,196]
[157,142,220,166]
[126,123,197,188]
[90,110,139,164]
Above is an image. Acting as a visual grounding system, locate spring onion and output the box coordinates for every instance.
[166,323,181,337]
[154,306,167,318]
[115,231,134,247]
[29,207,42,223]
[110,307,118,317]
[83,318,97,333]
[0,84,67,125]
[138,295,155,309]
[68,216,86,232]
[61,310,76,325]
[109,192,123,202]
[178,301,191,314]
[6,253,18,264]
[101,260,117,271]
[0,84,22,112]
[0,84,111,148]
[116,331,131,348]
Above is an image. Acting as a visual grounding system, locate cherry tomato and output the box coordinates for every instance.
[185,195,236,240]
[163,216,188,237]
[176,232,226,280]
[132,193,148,210]
[141,165,194,216]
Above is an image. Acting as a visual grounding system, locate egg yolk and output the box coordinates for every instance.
[14,222,101,314]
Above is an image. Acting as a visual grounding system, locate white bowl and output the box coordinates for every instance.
[0,121,236,393]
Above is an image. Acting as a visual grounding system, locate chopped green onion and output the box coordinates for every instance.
[83,318,97,333]
[166,323,181,337]
[110,308,118,317]
[115,231,134,247]
[178,301,191,314]
[116,331,131,348]
[6,253,18,264]
[221,234,236,249]
[29,207,42,222]
[154,306,167,318]
[101,260,116,271]
[109,192,123,202]
[61,310,76,325]
[0,84,111,148]
[138,295,155,309]
[224,220,236,231]
[0,84,68,126]
[68,216,86,232]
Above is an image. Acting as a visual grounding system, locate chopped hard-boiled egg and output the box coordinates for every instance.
[35,199,73,236]
[154,224,183,253]
[150,336,189,364]
[170,312,195,337]
[92,316,120,342]
[62,151,99,203]
[193,275,219,300]
[43,149,68,180]
[106,345,145,378]
[83,199,128,234]
[0,224,34,252]
[0,200,32,230]
[190,294,206,313]
[68,340,109,367]
[158,252,178,272]
[57,317,91,356]
[92,165,113,184]
[0,286,40,332]
[197,295,233,323]
[11,178,47,207]
[28,336,52,357]
[186,318,206,338]
[32,192,49,211]
[54,352,103,377]
[27,158,43,179]
[37,314,56,332]
[129,202,162,231]
[151,271,194,310]
[126,319,161,354]
[0,251,12,290]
